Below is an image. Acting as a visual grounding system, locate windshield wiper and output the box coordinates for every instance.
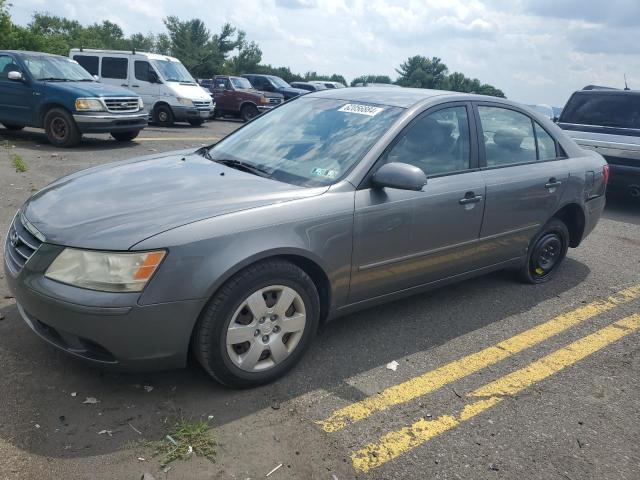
[195,148,272,178]
[37,77,70,82]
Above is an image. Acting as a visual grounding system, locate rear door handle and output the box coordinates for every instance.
[545,178,563,189]
[121,84,128,87]
[459,192,482,205]
[131,84,140,87]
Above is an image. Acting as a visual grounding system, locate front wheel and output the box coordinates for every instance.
[154,104,174,127]
[189,119,204,127]
[518,218,569,284]
[44,108,81,148]
[193,260,320,388]
[111,130,140,142]
[240,104,259,122]
[2,123,25,131]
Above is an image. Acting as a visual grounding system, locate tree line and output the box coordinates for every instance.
[0,2,504,97]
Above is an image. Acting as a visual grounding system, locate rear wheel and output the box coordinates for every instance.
[240,104,259,122]
[519,218,569,284]
[154,104,174,127]
[189,119,204,127]
[44,108,81,148]
[111,130,140,142]
[2,123,24,131]
[193,259,320,388]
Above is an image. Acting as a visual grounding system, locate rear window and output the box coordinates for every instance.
[101,57,128,79]
[561,93,640,129]
[73,55,98,76]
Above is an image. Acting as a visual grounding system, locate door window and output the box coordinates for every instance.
[134,60,153,82]
[0,55,19,81]
[535,123,557,160]
[478,106,537,166]
[383,106,471,176]
[73,55,99,76]
[101,57,128,79]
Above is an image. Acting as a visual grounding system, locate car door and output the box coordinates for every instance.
[473,103,569,264]
[349,103,486,303]
[100,55,129,89]
[131,59,160,114]
[0,54,34,126]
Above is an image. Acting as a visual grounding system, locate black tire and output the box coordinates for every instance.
[189,119,204,127]
[2,123,25,131]
[518,218,570,284]
[154,104,174,127]
[240,104,260,122]
[44,108,81,148]
[192,259,320,388]
[111,130,140,142]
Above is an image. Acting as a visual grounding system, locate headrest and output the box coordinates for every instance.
[493,129,525,150]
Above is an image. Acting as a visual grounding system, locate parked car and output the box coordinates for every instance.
[290,81,326,92]
[558,87,640,199]
[310,80,345,89]
[0,50,147,147]
[70,49,213,127]
[198,78,214,90]
[212,75,284,121]
[5,88,607,387]
[242,74,307,100]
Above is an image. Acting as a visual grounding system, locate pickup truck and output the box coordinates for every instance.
[0,50,147,147]
[558,88,640,199]
[211,75,284,121]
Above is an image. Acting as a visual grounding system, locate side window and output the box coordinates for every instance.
[134,60,152,82]
[384,106,471,176]
[535,123,557,160]
[73,55,98,76]
[478,106,537,167]
[0,55,19,81]
[101,57,128,79]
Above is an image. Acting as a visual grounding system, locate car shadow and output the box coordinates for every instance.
[603,195,640,226]
[0,258,590,459]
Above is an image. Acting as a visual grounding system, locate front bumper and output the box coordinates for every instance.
[4,246,205,371]
[171,105,213,122]
[73,112,148,133]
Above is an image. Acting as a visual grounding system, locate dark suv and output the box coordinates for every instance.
[211,75,284,122]
[242,74,307,100]
[558,87,640,199]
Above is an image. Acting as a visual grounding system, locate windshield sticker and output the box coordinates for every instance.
[311,168,339,179]
[338,104,384,117]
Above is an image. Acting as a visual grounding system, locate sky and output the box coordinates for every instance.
[9,0,640,106]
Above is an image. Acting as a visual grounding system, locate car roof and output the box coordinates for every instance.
[1,50,66,58]
[304,87,469,108]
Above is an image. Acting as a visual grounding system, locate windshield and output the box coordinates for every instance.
[269,76,291,89]
[208,97,403,187]
[153,59,195,83]
[23,55,94,82]
[231,77,253,89]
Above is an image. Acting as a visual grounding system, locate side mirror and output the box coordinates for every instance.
[92,74,99,81]
[371,162,427,191]
[262,84,275,92]
[8,71,23,82]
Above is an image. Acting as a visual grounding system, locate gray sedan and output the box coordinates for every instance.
[4,88,608,387]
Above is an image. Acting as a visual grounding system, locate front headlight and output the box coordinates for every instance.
[45,248,166,292]
[138,98,144,109]
[177,97,194,107]
[75,98,105,112]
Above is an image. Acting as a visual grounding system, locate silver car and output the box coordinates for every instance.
[4,88,608,387]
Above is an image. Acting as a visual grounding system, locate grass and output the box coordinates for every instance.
[150,419,216,467]
[12,154,27,173]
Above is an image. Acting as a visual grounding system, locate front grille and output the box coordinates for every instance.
[4,213,43,275]
[193,100,211,111]
[103,97,140,113]
[268,97,282,105]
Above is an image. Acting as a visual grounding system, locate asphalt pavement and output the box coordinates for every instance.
[0,121,638,480]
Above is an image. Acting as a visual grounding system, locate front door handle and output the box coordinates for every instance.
[459,192,482,205]
[121,84,128,87]
[545,177,563,189]
[131,84,140,87]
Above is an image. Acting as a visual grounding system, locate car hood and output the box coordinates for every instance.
[38,80,139,98]
[165,82,212,102]
[282,87,308,96]
[23,151,326,250]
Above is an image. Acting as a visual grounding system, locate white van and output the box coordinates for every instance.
[70,49,213,127]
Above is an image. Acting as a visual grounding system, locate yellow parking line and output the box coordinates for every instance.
[317,284,640,433]
[136,137,221,142]
[351,313,640,473]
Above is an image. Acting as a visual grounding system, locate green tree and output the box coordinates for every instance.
[226,40,262,75]
[396,55,448,88]
[350,74,392,86]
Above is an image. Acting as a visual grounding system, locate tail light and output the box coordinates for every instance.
[603,164,610,185]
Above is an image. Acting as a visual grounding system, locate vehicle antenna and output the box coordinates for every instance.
[624,74,630,91]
